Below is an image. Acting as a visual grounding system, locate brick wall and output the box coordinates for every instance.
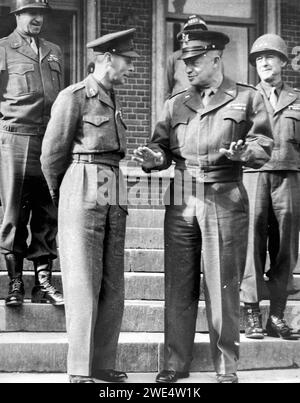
[281,0,300,88]
[101,0,152,160]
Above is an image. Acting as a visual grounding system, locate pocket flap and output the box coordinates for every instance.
[171,116,189,128]
[49,60,62,74]
[223,110,246,123]
[9,63,34,75]
[83,115,110,126]
[284,111,300,121]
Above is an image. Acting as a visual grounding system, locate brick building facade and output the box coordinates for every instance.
[281,0,300,87]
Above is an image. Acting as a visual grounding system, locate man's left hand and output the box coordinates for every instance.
[219,140,249,161]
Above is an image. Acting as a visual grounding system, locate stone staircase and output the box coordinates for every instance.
[0,207,300,375]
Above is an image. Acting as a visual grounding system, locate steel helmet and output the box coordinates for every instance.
[249,34,288,66]
[10,0,51,14]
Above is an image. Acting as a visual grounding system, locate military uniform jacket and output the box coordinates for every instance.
[148,76,273,182]
[0,29,63,133]
[244,82,300,172]
[41,74,128,195]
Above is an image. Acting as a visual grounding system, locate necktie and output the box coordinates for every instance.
[201,88,213,108]
[269,87,278,110]
[30,37,39,55]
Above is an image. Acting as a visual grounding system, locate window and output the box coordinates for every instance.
[152,0,267,129]
[166,0,264,84]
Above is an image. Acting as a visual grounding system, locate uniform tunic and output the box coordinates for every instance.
[241,83,300,303]
[146,76,273,375]
[0,29,63,259]
[41,74,128,376]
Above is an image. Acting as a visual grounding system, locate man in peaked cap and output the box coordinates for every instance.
[240,34,300,341]
[41,29,139,383]
[134,25,273,383]
[165,14,208,98]
[0,0,63,308]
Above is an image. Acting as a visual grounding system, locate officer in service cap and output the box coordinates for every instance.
[240,34,300,341]
[133,25,273,383]
[41,29,139,383]
[166,14,208,98]
[0,0,64,309]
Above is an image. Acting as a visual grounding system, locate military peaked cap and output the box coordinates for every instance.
[87,28,140,58]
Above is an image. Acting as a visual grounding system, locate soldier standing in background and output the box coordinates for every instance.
[240,34,300,340]
[0,0,64,307]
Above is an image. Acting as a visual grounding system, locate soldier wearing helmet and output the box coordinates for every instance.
[240,34,300,340]
[0,0,64,307]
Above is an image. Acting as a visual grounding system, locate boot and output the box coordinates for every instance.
[244,303,264,339]
[5,254,25,307]
[31,258,64,306]
[266,297,293,339]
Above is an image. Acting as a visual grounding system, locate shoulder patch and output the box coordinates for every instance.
[237,82,257,90]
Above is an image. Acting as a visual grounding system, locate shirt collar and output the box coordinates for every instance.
[260,81,283,98]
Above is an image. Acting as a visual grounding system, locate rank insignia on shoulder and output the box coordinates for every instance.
[288,104,300,111]
[48,54,59,63]
[89,88,97,97]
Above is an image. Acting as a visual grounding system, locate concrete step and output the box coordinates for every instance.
[0,332,299,373]
[126,249,164,272]
[127,209,164,228]
[1,300,299,333]
[0,272,165,301]
[0,249,165,273]
[1,249,300,274]
[0,368,300,383]
[125,228,163,249]
[1,272,300,301]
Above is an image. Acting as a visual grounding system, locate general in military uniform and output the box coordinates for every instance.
[240,34,300,340]
[134,21,273,383]
[0,0,63,307]
[41,29,140,383]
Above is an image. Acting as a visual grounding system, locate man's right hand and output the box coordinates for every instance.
[132,146,164,170]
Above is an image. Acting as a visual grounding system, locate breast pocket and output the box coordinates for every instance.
[170,118,189,150]
[221,110,247,147]
[49,61,62,93]
[284,111,300,144]
[7,63,36,96]
[82,115,111,150]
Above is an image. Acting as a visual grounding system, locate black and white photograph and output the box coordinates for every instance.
[0,0,299,388]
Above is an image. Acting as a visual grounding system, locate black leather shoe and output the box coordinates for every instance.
[156,370,190,383]
[5,278,25,307]
[216,373,238,383]
[244,308,264,339]
[266,315,295,340]
[93,369,128,383]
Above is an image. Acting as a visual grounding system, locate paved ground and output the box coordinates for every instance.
[0,369,299,383]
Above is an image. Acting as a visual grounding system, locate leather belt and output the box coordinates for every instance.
[0,121,46,135]
[72,153,121,167]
